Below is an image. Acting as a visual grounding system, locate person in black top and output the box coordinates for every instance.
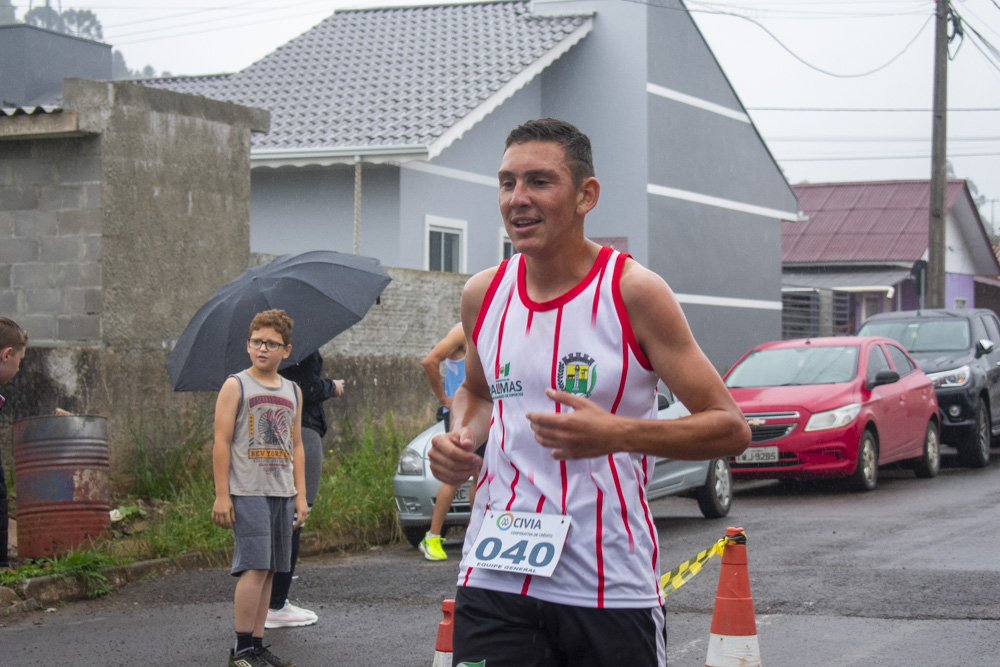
[265,349,344,628]
[0,317,28,570]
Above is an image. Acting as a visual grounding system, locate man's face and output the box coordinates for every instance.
[246,326,291,372]
[0,345,26,384]
[498,141,589,257]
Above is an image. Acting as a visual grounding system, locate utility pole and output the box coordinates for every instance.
[927,0,949,308]
[353,156,361,255]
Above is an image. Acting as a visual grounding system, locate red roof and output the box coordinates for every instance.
[784,180,966,263]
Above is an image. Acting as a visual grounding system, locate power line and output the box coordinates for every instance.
[684,6,935,78]
[767,136,1000,142]
[746,107,1000,112]
[777,151,1000,162]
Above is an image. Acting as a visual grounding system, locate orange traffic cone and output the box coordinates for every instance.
[705,527,761,667]
[431,598,454,667]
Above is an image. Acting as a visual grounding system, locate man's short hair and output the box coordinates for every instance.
[249,309,293,346]
[0,317,28,351]
[504,118,595,187]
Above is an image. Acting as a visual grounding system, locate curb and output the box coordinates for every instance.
[1,527,394,616]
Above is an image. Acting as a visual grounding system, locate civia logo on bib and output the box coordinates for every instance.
[557,352,598,397]
[496,512,542,531]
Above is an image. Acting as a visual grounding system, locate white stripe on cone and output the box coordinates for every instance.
[431,650,452,667]
[705,632,761,667]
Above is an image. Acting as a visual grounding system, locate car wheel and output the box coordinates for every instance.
[696,458,732,518]
[958,398,991,468]
[914,421,940,479]
[403,524,428,548]
[850,429,878,492]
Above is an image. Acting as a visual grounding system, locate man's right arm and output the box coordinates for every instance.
[212,377,240,529]
[421,323,465,409]
[429,269,495,486]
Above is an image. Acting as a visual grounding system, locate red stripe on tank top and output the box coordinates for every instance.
[519,495,547,596]
[636,463,662,604]
[608,454,636,553]
[595,486,605,607]
[473,258,510,346]
[495,286,514,379]
[610,252,653,371]
[560,461,568,515]
[526,310,533,335]
[551,306,563,410]
[591,250,609,327]
[506,465,519,511]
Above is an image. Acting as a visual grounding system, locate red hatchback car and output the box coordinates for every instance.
[724,336,940,491]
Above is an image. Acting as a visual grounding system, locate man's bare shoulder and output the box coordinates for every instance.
[618,257,673,305]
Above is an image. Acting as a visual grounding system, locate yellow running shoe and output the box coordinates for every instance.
[419,532,447,561]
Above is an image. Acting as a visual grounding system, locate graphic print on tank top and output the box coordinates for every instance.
[246,391,295,480]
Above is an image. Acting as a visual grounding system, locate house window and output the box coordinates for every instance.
[501,231,515,260]
[425,215,467,273]
[954,297,967,309]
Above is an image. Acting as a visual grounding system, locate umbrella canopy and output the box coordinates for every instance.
[166,250,391,391]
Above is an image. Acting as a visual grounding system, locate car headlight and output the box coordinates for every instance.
[805,403,861,432]
[926,365,970,388]
[397,449,424,475]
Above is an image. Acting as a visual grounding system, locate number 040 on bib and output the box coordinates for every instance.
[461,511,571,578]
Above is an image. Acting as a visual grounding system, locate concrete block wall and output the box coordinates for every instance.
[1,80,269,486]
[0,135,103,345]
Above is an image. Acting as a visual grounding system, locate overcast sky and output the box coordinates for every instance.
[15,1,1000,229]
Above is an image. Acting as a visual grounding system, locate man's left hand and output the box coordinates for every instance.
[527,388,618,459]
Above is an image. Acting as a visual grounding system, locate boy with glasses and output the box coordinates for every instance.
[213,309,308,667]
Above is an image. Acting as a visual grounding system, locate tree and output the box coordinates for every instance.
[62,9,103,41]
[24,4,63,32]
[0,0,17,26]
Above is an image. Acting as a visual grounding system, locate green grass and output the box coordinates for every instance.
[112,408,413,559]
[3,409,415,589]
[306,411,410,546]
[1,544,117,598]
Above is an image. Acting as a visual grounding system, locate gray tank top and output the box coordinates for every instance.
[228,370,299,497]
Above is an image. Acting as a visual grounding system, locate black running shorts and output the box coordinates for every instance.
[452,587,667,667]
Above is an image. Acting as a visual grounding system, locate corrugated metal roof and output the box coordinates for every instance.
[0,106,63,117]
[785,180,966,263]
[137,1,592,153]
[783,268,913,293]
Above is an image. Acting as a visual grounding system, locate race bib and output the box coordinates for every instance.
[462,510,571,578]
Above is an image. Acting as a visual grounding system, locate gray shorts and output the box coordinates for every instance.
[230,495,295,576]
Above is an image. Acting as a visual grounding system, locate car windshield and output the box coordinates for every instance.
[857,319,970,352]
[726,345,859,387]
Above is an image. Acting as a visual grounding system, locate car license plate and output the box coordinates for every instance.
[736,446,779,463]
[455,482,471,503]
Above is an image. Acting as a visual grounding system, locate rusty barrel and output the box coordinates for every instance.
[12,415,110,559]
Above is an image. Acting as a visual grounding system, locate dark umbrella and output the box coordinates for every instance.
[166,250,391,391]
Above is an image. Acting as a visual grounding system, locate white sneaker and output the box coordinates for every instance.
[265,600,318,628]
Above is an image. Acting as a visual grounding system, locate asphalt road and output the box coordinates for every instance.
[2,445,999,666]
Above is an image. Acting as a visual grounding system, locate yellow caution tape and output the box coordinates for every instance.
[660,529,746,598]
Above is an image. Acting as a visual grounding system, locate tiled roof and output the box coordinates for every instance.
[784,180,967,264]
[139,1,592,153]
[130,73,233,98]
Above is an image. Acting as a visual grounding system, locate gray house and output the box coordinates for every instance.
[143,0,798,368]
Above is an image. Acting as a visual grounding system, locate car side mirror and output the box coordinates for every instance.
[867,369,900,390]
[976,339,995,357]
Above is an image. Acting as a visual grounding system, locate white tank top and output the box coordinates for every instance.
[459,247,662,609]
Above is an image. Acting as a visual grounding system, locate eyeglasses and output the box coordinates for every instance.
[248,338,286,351]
